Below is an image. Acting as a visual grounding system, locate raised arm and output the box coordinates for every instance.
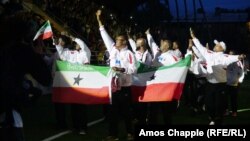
[127,28,137,52]
[222,54,242,66]
[96,10,114,52]
[192,46,206,61]
[190,28,213,60]
[145,28,159,59]
[74,37,91,63]
[128,38,137,53]
[52,37,67,61]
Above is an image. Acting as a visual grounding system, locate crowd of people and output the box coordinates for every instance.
[0,1,52,141]
[1,0,250,141]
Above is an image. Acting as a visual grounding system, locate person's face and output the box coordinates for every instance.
[229,51,234,55]
[75,44,80,50]
[173,42,178,50]
[115,36,126,49]
[160,40,170,53]
[213,44,224,52]
[136,38,146,52]
[59,38,65,47]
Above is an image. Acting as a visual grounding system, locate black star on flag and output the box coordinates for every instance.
[73,74,83,85]
[150,74,156,80]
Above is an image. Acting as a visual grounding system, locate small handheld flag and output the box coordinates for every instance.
[33,20,53,41]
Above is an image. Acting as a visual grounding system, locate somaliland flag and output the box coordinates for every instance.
[53,56,191,104]
[131,55,191,102]
[52,61,111,104]
[33,20,53,41]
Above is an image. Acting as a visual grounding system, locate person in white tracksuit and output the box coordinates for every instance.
[55,35,91,65]
[96,10,137,141]
[184,39,208,115]
[53,34,91,134]
[145,29,180,125]
[146,29,180,67]
[190,28,246,125]
[172,41,183,59]
[127,30,152,66]
[224,50,244,117]
[127,29,153,125]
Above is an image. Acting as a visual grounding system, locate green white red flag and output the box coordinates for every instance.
[131,55,191,102]
[33,20,53,41]
[52,55,191,104]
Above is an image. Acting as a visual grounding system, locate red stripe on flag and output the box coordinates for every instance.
[131,83,184,102]
[38,31,53,40]
[52,87,110,104]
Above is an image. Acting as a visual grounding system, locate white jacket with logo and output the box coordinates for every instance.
[55,38,91,64]
[192,38,240,83]
[146,33,179,67]
[128,38,152,66]
[99,26,137,87]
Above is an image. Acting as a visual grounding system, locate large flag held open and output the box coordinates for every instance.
[131,56,191,102]
[52,61,112,104]
[52,56,191,104]
[33,20,53,41]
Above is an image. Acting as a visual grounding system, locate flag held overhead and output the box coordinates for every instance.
[33,20,53,41]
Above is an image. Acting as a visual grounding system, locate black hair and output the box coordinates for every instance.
[115,32,128,41]
[59,35,71,46]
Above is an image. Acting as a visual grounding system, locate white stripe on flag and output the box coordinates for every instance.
[133,67,188,86]
[53,71,109,88]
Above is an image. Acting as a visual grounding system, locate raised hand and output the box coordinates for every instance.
[145,28,150,35]
[238,54,246,60]
[190,27,195,39]
[126,27,131,34]
[69,35,75,41]
[126,27,132,39]
[206,43,209,49]
[188,39,193,50]
[96,9,103,26]
[96,10,102,19]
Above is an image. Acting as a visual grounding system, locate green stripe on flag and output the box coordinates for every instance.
[137,55,191,73]
[39,21,49,32]
[55,61,111,76]
[56,55,191,75]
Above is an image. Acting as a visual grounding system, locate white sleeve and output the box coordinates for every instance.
[74,38,88,50]
[55,45,67,61]
[194,59,208,76]
[192,38,212,60]
[192,46,206,61]
[223,55,239,66]
[125,52,137,74]
[185,49,192,57]
[146,33,159,59]
[99,26,115,53]
[128,38,137,53]
[74,38,91,62]
[238,61,245,83]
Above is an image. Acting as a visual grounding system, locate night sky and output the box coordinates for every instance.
[167,0,250,18]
